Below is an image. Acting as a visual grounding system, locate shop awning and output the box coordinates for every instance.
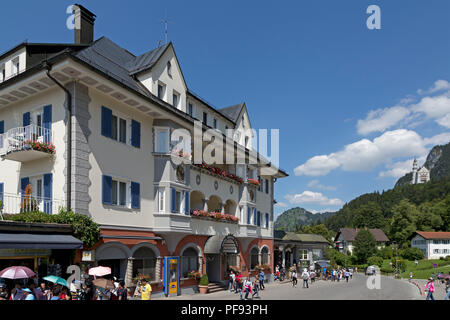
[204,235,239,254]
[0,233,83,249]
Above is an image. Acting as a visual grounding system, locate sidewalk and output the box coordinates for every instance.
[404,278,448,300]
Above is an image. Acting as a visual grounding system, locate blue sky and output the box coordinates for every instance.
[1,1,449,217]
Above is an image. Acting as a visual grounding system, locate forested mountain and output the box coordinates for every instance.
[323,177,450,245]
[274,207,335,232]
[396,142,450,187]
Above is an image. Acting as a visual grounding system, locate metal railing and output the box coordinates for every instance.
[0,192,64,215]
[0,125,53,156]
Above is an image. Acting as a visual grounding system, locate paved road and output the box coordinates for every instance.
[155,273,422,300]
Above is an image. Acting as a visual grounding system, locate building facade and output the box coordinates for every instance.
[334,228,389,254]
[411,232,450,260]
[273,231,329,270]
[0,5,287,294]
[411,159,430,184]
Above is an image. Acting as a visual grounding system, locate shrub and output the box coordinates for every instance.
[367,256,384,267]
[199,274,209,286]
[400,247,424,261]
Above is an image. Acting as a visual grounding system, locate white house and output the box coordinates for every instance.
[0,4,287,293]
[411,232,450,259]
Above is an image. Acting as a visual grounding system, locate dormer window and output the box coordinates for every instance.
[167,61,172,78]
[187,103,193,117]
[245,136,249,148]
[203,112,208,125]
[213,118,218,129]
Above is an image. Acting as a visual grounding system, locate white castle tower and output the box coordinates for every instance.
[411,158,430,184]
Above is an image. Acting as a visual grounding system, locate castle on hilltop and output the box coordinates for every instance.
[411,159,430,184]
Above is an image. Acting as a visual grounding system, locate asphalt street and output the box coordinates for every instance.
[155,273,423,300]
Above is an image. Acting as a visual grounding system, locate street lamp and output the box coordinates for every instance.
[392,242,398,278]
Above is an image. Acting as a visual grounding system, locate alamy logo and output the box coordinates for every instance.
[366,5,381,30]
[366,266,381,290]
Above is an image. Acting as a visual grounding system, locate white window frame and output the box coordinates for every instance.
[111,176,131,208]
[202,112,208,126]
[0,64,5,82]
[154,127,170,153]
[187,103,193,117]
[110,109,131,145]
[213,118,218,129]
[158,188,165,213]
[12,57,19,76]
[167,61,172,78]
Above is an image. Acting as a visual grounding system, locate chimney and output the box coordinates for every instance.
[72,4,96,44]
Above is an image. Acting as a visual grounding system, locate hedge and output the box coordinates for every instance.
[3,209,100,248]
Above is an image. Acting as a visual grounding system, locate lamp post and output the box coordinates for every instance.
[392,242,398,278]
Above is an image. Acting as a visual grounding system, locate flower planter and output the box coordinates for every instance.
[199,285,209,294]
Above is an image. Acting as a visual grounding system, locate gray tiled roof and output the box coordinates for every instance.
[337,228,389,242]
[127,43,170,75]
[218,103,245,122]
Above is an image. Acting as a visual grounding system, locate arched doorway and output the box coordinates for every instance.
[181,246,200,278]
[224,199,237,216]
[95,242,131,280]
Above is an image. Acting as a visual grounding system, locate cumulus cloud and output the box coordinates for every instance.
[378,155,427,178]
[284,191,343,207]
[307,179,337,191]
[356,80,450,135]
[423,132,450,146]
[357,106,410,135]
[294,129,426,176]
[418,80,450,95]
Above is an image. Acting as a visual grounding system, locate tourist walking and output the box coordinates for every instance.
[243,278,252,300]
[235,272,242,294]
[252,279,260,299]
[117,281,128,300]
[424,277,435,300]
[344,270,350,282]
[302,269,309,288]
[228,270,235,292]
[258,269,265,290]
[292,269,298,287]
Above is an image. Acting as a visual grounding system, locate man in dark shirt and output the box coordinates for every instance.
[117,281,128,300]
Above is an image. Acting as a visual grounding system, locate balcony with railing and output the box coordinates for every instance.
[0,192,64,215]
[0,125,55,162]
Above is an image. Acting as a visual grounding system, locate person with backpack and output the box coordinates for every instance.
[302,269,309,288]
[424,277,435,300]
[292,269,298,287]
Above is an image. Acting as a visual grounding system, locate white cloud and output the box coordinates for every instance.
[294,155,340,176]
[436,114,450,129]
[309,208,337,214]
[378,155,426,178]
[357,106,410,135]
[411,94,450,121]
[285,191,343,207]
[423,132,450,146]
[295,129,426,176]
[418,80,450,95]
[307,179,337,191]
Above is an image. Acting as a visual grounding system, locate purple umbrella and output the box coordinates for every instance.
[0,266,36,279]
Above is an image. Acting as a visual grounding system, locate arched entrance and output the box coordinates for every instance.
[204,235,239,284]
[95,242,131,280]
[190,191,205,211]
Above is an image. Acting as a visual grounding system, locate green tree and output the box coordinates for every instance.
[400,247,424,261]
[353,229,377,264]
[390,199,419,245]
[367,256,383,267]
[353,202,385,229]
[417,202,443,231]
[299,224,332,243]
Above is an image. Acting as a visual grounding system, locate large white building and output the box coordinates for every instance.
[0,5,287,293]
[411,232,450,260]
[411,159,430,184]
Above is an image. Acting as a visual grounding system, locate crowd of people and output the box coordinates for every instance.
[226,269,265,300]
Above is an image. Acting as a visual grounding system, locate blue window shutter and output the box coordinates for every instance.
[102,175,112,205]
[23,112,30,127]
[101,106,112,138]
[131,120,141,148]
[43,105,52,143]
[253,208,257,225]
[265,213,269,228]
[43,173,53,214]
[131,182,140,209]
[0,183,4,209]
[265,179,269,194]
[247,207,251,224]
[171,188,176,213]
[257,211,261,227]
[185,191,190,215]
[21,177,30,194]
